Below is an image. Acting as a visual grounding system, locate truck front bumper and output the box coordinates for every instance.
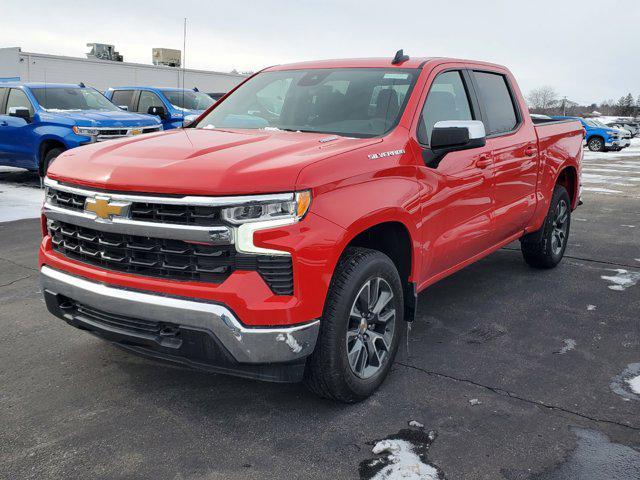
[40,266,319,382]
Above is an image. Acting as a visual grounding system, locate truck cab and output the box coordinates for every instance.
[104,87,215,130]
[0,83,162,174]
[553,115,629,152]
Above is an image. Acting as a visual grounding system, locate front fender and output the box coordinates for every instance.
[309,171,421,282]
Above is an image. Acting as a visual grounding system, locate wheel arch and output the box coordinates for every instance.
[337,218,418,321]
[38,138,67,176]
[555,165,579,209]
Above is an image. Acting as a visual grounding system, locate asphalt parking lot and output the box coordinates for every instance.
[1,148,639,479]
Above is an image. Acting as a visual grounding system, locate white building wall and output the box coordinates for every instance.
[0,48,244,93]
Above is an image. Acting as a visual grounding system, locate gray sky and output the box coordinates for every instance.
[2,0,638,104]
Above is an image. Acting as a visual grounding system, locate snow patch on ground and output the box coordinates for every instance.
[556,339,576,354]
[0,183,44,223]
[360,429,442,480]
[600,269,640,291]
[627,376,640,395]
[468,398,482,405]
[369,440,440,480]
[620,224,636,228]
[611,363,640,401]
[587,304,597,311]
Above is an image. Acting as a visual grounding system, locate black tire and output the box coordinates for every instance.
[521,185,571,269]
[587,136,605,152]
[304,247,405,402]
[41,147,64,176]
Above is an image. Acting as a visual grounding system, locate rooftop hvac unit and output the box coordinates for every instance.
[152,48,181,67]
[86,43,123,62]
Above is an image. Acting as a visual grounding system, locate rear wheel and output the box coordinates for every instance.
[521,185,571,269]
[587,137,605,152]
[304,247,404,402]
[41,147,64,176]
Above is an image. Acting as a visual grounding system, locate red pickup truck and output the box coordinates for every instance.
[40,54,583,402]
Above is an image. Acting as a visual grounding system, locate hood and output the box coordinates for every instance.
[40,109,161,127]
[48,128,380,195]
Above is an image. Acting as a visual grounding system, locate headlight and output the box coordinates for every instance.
[222,191,311,225]
[72,126,99,136]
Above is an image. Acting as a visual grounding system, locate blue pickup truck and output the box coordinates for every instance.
[104,87,215,130]
[0,83,163,174]
[553,116,630,152]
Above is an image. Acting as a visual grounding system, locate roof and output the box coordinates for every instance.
[0,82,85,88]
[105,86,196,92]
[265,56,506,71]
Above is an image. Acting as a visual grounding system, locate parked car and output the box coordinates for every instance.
[40,55,583,402]
[0,83,162,174]
[553,116,629,151]
[104,87,215,130]
[604,119,639,137]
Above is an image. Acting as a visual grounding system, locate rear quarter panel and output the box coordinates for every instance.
[529,120,583,231]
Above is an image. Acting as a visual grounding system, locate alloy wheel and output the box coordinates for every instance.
[551,199,569,255]
[346,277,396,379]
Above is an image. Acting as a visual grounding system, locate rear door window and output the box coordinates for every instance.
[111,90,135,110]
[472,71,518,135]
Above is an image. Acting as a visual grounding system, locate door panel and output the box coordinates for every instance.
[413,68,495,283]
[471,70,538,242]
[0,88,36,168]
[417,147,494,278]
[489,137,538,240]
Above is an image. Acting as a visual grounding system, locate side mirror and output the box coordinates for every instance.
[119,105,129,111]
[423,120,486,168]
[147,105,167,119]
[9,107,32,123]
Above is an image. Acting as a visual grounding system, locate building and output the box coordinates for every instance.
[0,47,245,93]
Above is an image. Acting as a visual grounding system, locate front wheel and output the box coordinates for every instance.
[41,147,64,176]
[587,137,605,152]
[304,247,405,402]
[520,185,571,269]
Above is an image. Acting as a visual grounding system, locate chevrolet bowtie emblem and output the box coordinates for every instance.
[84,196,130,220]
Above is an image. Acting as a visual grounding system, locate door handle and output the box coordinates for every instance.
[525,146,537,157]
[475,155,492,169]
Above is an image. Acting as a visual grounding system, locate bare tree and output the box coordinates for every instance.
[527,86,559,110]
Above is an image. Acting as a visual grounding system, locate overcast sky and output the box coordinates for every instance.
[2,0,638,104]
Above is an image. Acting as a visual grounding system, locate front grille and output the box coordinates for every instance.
[49,220,234,283]
[48,220,294,294]
[130,202,221,226]
[47,188,86,212]
[46,187,222,227]
[96,125,162,142]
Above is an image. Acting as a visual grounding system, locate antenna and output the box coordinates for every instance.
[182,17,187,128]
[391,49,409,65]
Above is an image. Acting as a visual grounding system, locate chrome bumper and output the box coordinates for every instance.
[40,266,319,364]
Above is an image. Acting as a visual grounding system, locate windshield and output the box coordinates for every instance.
[31,87,120,112]
[196,68,419,138]
[162,90,215,111]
